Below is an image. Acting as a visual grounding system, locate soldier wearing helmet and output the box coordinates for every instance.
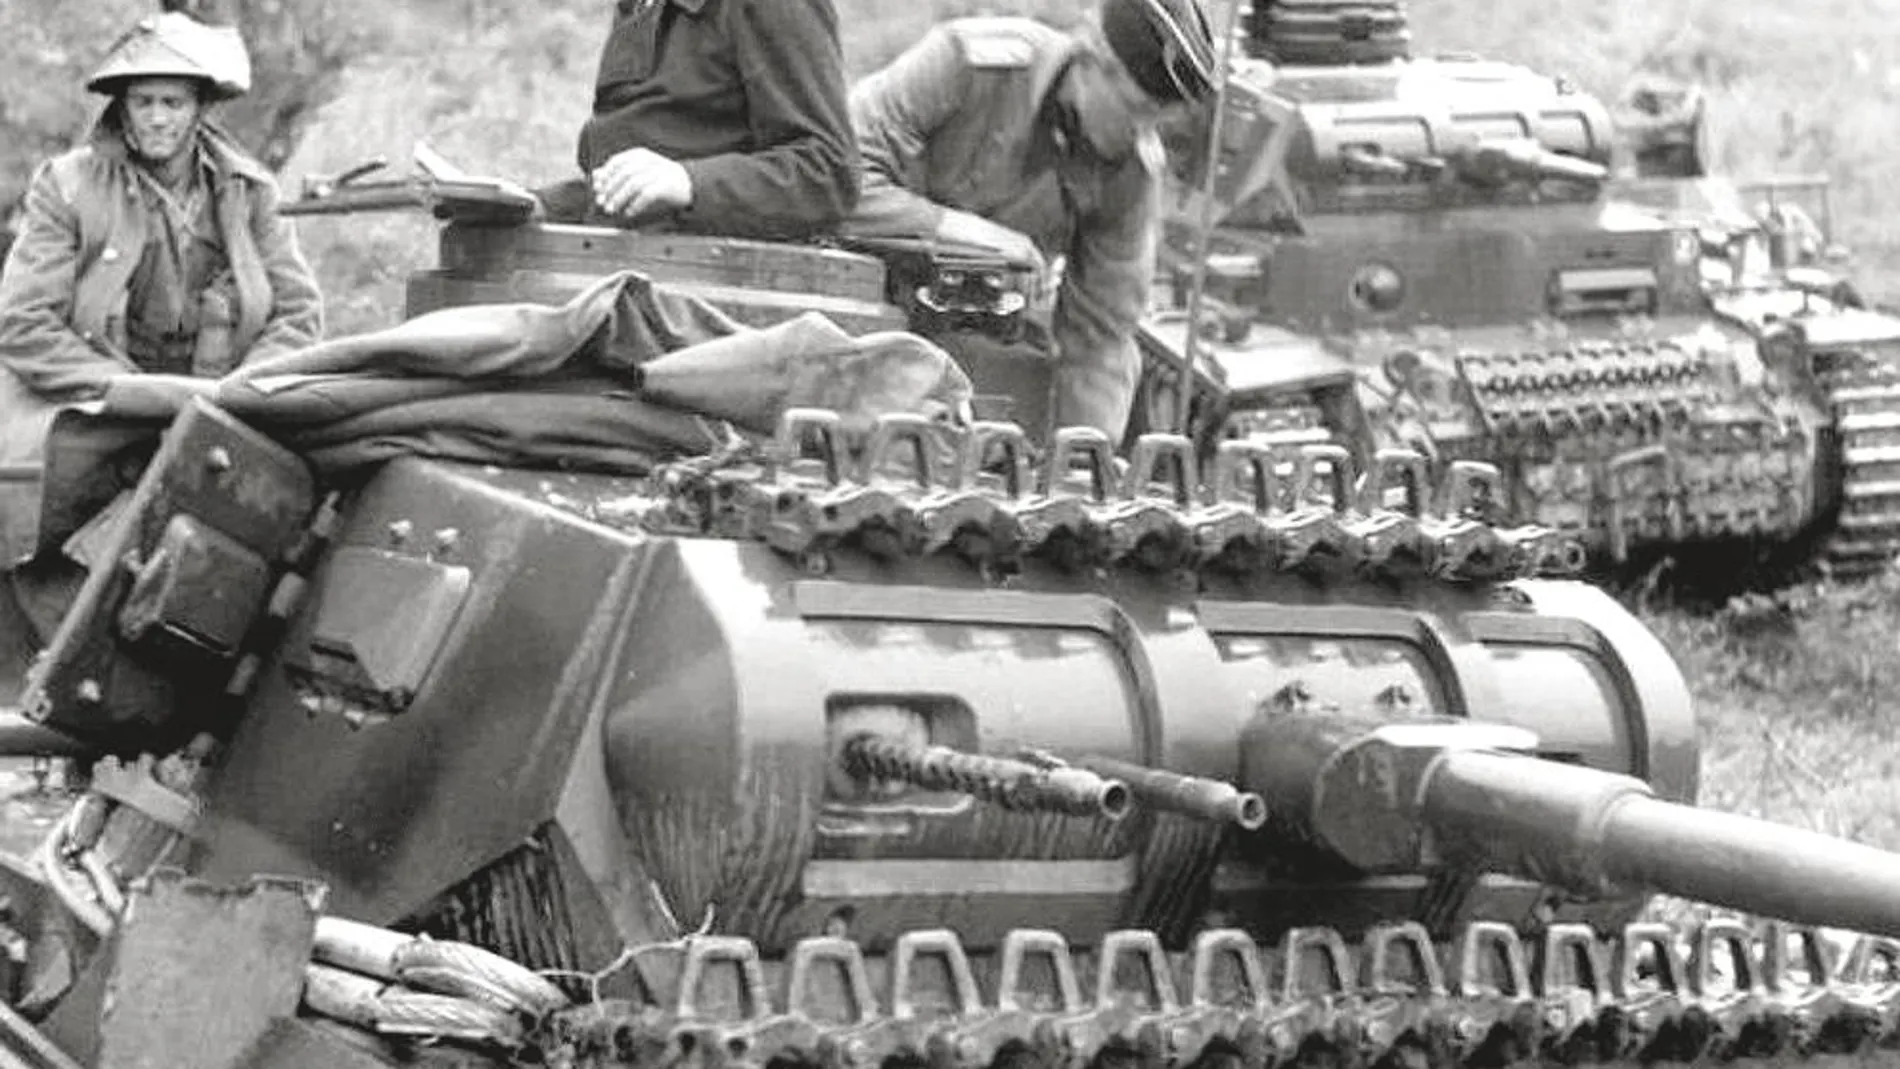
[845,0,1219,441]
[0,11,321,398]
[0,12,322,632]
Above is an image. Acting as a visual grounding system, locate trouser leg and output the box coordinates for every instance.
[930,330,1057,444]
[1049,340,1139,445]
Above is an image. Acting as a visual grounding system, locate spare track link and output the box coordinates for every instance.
[320,919,1900,1069]
[1826,374,1900,575]
[667,412,1581,584]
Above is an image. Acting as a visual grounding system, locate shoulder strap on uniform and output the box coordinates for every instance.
[948,19,1039,70]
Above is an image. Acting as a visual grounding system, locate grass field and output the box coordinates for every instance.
[263,1,1900,849]
[1644,571,1900,849]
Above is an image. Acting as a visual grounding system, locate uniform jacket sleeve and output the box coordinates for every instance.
[676,0,859,238]
[0,160,133,399]
[1053,146,1161,385]
[240,175,323,364]
[844,25,971,238]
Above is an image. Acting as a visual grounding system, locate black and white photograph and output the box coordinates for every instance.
[0,1,1896,1066]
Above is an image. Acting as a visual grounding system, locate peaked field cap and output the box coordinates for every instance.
[1100,0,1218,105]
[87,12,252,101]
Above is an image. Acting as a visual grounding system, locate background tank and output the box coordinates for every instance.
[1605,72,1900,573]
[5,397,1900,1065]
[1136,0,1900,579]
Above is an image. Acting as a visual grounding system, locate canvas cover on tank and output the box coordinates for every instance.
[28,272,971,479]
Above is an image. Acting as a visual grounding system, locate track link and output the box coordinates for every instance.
[273,916,1900,1069]
[1826,378,1900,575]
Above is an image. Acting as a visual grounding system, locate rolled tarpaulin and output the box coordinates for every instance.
[301,963,525,1048]
[312,916,568,1017]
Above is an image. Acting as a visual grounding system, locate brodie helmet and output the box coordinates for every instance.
[86,12,252,102]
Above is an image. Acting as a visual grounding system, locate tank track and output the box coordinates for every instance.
[282,916,1900,1069]
[1823,366,1900,575]
[635,414,1583,585]
[1452,340,1816,561]
[36,782,1900,1069]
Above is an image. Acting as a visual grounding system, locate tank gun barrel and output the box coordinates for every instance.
[1453,139,1608,187]
[1426,750,1900,936]
[1068,754,1268,829]
[1529,149,1611,184]
[1340,144,1412,178]
[842,735,1131,820]
[1245,713,1900,938]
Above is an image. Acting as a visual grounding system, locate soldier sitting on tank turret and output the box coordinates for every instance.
[843,0,1219,442]
[0,10,322,643]
[535,0,860,241]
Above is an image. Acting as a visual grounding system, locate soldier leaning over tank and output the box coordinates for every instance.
[537,0,860,240]
[0,11,322,638]
[843,0,1217,441]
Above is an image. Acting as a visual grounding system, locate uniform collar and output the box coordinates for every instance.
[91,109,270,186]
[1035,49,1128,172]
[144,142,214,195]
[1030,49,1085,168]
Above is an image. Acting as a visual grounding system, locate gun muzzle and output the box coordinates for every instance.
[1071,755,1268,829]
[1458,140,1608,187]
[1525,147,1610,184]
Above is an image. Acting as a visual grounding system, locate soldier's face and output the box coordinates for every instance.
[123,78,204,164]
[1065,51,1169,161]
